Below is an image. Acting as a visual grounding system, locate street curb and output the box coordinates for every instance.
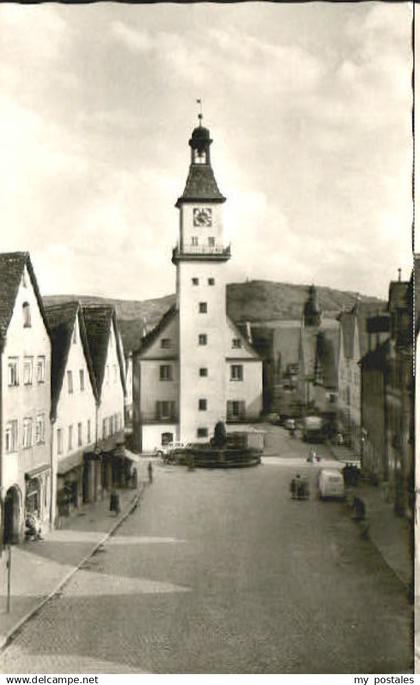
[0,484,146,654]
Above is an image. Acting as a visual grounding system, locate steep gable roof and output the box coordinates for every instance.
[136,304,177,356]
[227,316,261,359]
[0,251,50,346]
[45,301,98,418]
[82,305,126,398]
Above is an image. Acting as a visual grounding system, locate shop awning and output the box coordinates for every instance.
[25,464,50,479]
[57,451,84,475]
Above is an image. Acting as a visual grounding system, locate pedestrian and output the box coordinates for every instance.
[110,488,121,515]
[148,461,153,483]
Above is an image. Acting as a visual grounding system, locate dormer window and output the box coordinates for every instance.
[23,302,31,328]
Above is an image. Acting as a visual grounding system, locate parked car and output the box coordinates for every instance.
[317,468,345,500]
[154,442,187,458]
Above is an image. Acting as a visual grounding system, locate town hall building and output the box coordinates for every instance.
[133,119,263,452]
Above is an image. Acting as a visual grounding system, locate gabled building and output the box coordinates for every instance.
[133,120,263,452]
[0,252,52,543]
[82,305,127,499]
[45,302,98,518]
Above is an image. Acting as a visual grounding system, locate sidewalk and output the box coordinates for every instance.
[328,441,412,592]
[0,483,146,651]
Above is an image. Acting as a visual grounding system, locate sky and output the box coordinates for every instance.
[0,1,413,301]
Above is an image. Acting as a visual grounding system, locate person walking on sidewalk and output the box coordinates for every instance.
[148,461,153,483]
[110,488,121,515]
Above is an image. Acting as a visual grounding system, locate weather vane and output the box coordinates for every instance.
[196,98,203,125]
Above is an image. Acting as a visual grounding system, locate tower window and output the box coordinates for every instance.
[199,302,207,313]
[230,364,243,381]
[198,334,207,346]
[232,338,242,349]
[192,236,199,246]
[198,399,207,411]
[192,278,199,286]
[197,427,208,438]
[208,237,215,247]
[208,278,215,286]
[159,365,173,381]
[23,302,31,328]
[199,368,208,377]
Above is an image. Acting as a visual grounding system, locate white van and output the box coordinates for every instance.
[317,469,345,500]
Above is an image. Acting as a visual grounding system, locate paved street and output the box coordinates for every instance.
[0,427,413,674]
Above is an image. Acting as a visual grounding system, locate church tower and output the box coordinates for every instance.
[303,284,322,328]
[173,117,231,443]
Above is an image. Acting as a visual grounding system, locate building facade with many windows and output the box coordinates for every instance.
[0,253,52,543]
[45,302,98,519]
[133,121,263,452]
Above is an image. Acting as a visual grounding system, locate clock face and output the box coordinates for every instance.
[193,207,212,227]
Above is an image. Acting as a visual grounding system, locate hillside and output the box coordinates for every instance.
[44,280,384,352]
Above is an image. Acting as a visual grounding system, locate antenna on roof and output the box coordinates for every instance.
[196,98,203,125]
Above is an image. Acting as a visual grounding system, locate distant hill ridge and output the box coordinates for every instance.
[44,280,384,353]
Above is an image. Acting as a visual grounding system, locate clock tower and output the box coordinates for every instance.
[173,118,231,443]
